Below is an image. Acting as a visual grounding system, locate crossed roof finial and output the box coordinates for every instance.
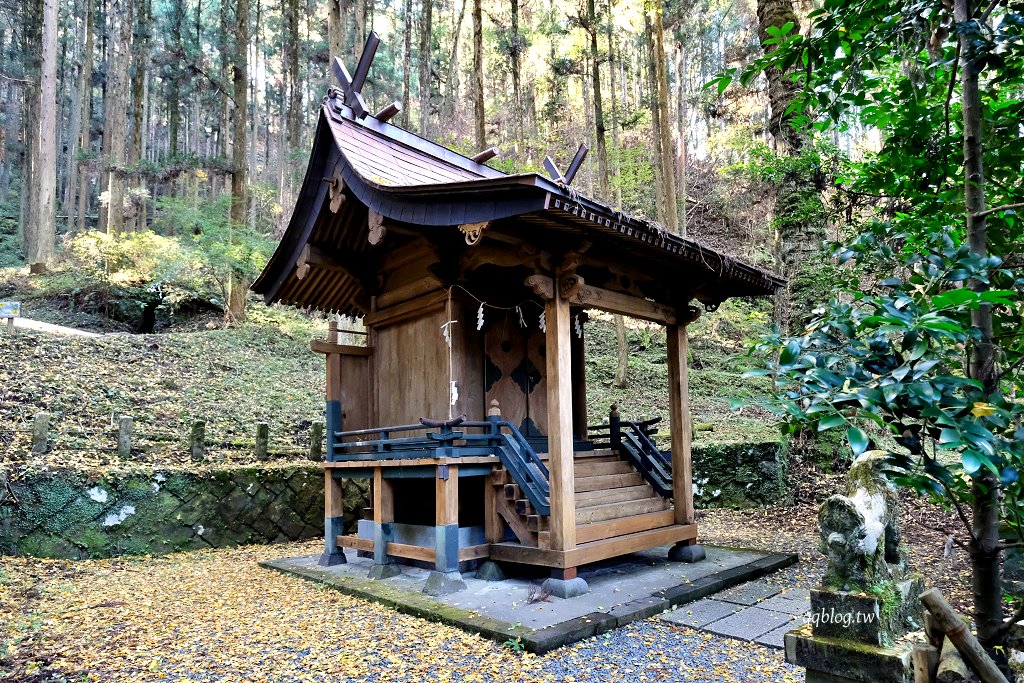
[332,32,381,120]
[543,144,589,186]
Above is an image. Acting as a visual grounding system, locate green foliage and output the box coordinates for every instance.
[747,230,1024,552]
[609,144,656,217]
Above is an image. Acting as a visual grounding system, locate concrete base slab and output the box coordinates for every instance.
[541,577,589,599]
[260,545,798,654]
[368,564,403,580]
[424,571,467,596]
[668,542,707,563]
[317,551,346,567]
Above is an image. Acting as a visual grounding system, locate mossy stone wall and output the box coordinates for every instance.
[692,440,789,508]
[0,465,367,559]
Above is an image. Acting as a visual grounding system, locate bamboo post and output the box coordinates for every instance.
[919,588,1010,683]
[255,422,269,460]
[309,420,324,461]
[31,412,50,454]
[117,415,133,458]
[189,420,206,461]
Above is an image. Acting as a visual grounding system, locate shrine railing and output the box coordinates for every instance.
[589,410,673,498]
[329,415,551,516]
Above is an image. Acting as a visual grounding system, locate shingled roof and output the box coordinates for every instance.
[252,90,784,316]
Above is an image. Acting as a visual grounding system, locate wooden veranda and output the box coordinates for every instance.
[252,33,783,596]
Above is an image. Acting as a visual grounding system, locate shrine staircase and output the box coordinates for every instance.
[490,446,674,549]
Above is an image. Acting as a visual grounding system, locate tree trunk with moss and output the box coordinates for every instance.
[757,0,825,333]
[226,0,249,325]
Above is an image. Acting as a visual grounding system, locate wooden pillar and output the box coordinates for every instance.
[320,469,347,565]
[483,400,505,544]
[570,312,588,441]
[324,320,343,462]
[545,293,576,551]
[372,467,395,565]
[434,464,460,572]
[667,324,695,526]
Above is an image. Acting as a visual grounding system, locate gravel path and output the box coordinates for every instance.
[1,541,800,682]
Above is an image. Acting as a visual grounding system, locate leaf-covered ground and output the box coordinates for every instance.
[1,539,799,683]
[0,491,971,683]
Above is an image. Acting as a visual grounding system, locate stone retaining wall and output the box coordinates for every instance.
[692,440,789,508]
[0,464,367,559]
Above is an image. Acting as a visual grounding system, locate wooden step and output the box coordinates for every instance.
[503,483,521,500]
[536,448,618,461]
[574,472,644,492]
[574,460,634,477]
[527,514,549,532]
[575,496,671,525]
[514,498,534,516]
[576,484,657,508]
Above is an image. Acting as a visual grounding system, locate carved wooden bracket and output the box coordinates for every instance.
[368,210,387,245]
[458,221,489,246]
[559,274,585,300]
[525,274,555,300]
[328,169,346,213]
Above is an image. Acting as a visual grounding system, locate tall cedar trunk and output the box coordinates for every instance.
[418,0,433,136]
[63,0,84,230]
[588,0,609,200]
[128,0,150,231]
[954,0,1003,649]
[327,0,344,65]
[97,4,109,231]
[227,0,249,324]
[249,0,261,185]
[509,0,522,151]
[644,13,665,221]
[440,0,466,123]
[472,0,485,149]
[401,0,413,127]
[26,0,58,270]
[104,0,132,234]
[675,40,687,236]
[282,0,300,212]
[650,0,678,233]
[20,0,42,246]
[354,0,366,60]
[757,0,823,333]
[0,27,8,203]
[606,0,621,209]
[69,0,94,231]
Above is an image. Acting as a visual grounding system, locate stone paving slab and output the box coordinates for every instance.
[758,591,811,615]
[704,606,795,641]
[660,598,742,628]
[261,546,798,654]
[754,620,804,649]
[717,579,782,606]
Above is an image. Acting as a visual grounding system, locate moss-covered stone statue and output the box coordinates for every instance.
[819,450,904,590]
[785,451,932,683]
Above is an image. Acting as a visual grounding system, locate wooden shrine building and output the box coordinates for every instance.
[252,35,783,597]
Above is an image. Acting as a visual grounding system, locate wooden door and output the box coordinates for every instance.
[484,322,547,438]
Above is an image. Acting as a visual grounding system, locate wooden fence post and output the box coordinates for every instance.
[190,420,206,461]
[117,416,133,458]
[309,420,324,461]
[31,412,50,454]
[255,422,269,460]
[609,404,621,451]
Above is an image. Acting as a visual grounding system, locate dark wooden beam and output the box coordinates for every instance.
[563,144,589,184]
[374,101,401,123]
[471,147,499,163]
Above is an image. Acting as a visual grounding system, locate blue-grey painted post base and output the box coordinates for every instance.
[424,570,467,596]
[541,577,590,598]
[475,560,506,581]
[318,551,347,566]
[367,563,402,580]
[320,517,347,566]
[668,542,706,563]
